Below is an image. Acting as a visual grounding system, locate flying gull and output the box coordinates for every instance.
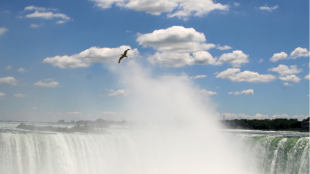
[118,49,130,63]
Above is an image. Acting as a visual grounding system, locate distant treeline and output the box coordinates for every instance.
[57,119,126,127]
[16,118,126,133]
[222,117,309,130]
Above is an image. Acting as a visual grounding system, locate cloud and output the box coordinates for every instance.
[137,26,215,53]
[279,75,301,83]
[26,11,70,20]
[290,47,309,59]
[270,52,288,62]
[283,82,293,86]
[0,27,8,37]
[107,89,130,97]
[222,113,269,120]
[4,66,12,70]
[268,64,302,76]
[14,94,27,98]
[304,74,309,80]
[148,51,217,67]
[99,111,121,115]
[17,68,29,73]
[217,45,232,50]
[56,20,66,24]
[200,89,217,96]
[290,115,310,121]
[32,107,37,110]
[30,23,44,28]
[234,2,240,7]
[271,114,289,119]
[43,45,139,68]
[66,111,83,115]
[258,59,263,63]
[216,68,276,83]
[0,92,6,99]
[190,75,207,79]
[0,77,17,85]
[259,4,278,12]
[217,50,249,67]
[91,0,229,20]
[23,6,71,23]
[34,80,60,87]
[24,6,49,11]
[270,47,309,62]
[229,89,254,95]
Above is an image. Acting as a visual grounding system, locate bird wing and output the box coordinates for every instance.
[118,56,125,63]
[124,49,130,56]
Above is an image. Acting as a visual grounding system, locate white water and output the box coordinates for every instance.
[0,127,309,174]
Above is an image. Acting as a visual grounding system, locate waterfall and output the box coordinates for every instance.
[240,136,309,174]
[0,130,309,174]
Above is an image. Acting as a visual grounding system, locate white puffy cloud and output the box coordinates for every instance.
[217,50,249,67]
[43,55,90,68]
[216,68,276,83]
[271,114,289,119]
[229,89,254,95]
[190,75,207,79]
[222,113,269,120]
[0,27,8,38]
[137,26,215,53]
[192,51,217,65]
[91,0,229,19]
[290,47,309,59]
[270,52,288,62]
[14,94,27,98]
[43,45,139,68]
[34,81,60,87]
[217,45,232,50]
[279,75,301,83]
[304,74,309,80]
[24,6,53,11]
[17,68,28,73]
[26,11,70,20]
[224,113,308,121]
[215,68,240,79]
[283,82,293,86]
[268,64,302,76]
[23,6,71,24]
[149,51,217,67]
[270,47,309,62]
[0,77,17,85]
[259,4,278,11]
[200,89,217,96]
[290,115,310,121]
[107,89,130,97]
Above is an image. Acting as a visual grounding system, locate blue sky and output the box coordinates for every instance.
[0,0,309,121]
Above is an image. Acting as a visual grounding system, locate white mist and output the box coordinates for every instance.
[107,60,252,174]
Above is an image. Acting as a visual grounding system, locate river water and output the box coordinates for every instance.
[0,122,308,174]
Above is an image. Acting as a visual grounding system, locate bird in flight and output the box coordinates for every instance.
[118,49,130,63]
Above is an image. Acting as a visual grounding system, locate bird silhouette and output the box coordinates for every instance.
[118,49,130,63]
